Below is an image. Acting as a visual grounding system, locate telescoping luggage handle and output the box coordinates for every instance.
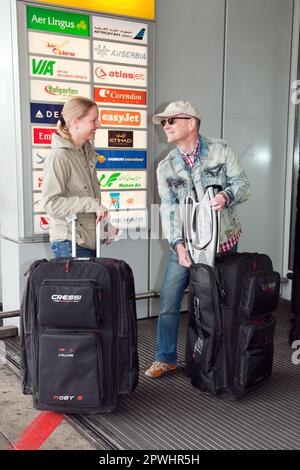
[183,185,221,267]
[66,214,101,258]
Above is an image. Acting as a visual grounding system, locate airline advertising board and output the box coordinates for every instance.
[93,63,147,87]
[101,190,147,210]
[92,16,148,44]
[95,150,147,169]
[28,31,90,59]
[94,87,147,107]
[30,80,91,102]
[25,4,149,235]
[94,129,147,149]
[32,148,50,169]
[93,40,147,66]
[97,170,147,190]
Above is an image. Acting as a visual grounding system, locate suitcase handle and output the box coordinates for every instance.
[66,214,102,258]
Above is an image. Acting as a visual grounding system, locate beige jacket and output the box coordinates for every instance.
[42,132,101,250]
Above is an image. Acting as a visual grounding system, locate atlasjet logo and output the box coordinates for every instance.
[95,66,145,81]
[95,67,107,79]
[51,294,82,303]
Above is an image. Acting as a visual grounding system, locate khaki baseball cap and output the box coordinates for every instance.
[152,100,201,124]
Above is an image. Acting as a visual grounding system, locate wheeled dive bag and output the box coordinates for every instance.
[20,218,139,413]
[184,187,280,398]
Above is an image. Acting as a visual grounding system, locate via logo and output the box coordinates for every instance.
[32,59,55,76]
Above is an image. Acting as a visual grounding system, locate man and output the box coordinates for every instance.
[145,100,251,378]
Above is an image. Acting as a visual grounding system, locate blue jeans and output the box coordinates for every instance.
[50,240,96,258]
[155,243,238,364]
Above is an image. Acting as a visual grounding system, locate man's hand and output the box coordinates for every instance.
[96,204,109,224]
[176,243,191,267]
[209,192,228,211]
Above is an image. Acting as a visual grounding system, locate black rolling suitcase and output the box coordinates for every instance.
[184,187,280,398]
[20,218,139,413]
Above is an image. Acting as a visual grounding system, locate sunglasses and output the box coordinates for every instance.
[160,117,191,127]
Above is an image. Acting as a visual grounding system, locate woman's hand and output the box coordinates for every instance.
[96,204,109,224]
[104,223,120,245]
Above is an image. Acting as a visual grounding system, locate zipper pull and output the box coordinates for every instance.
[65,260,70,273]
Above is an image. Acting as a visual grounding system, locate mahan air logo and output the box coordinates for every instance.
[99,172,121,188]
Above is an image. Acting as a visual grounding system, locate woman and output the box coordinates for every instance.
[42,96,118,258]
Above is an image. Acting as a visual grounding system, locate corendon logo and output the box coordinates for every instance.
[94,87,146,106]
[33,127,56,144]
[100,110,141,126]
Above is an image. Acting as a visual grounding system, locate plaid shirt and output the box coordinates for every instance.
[179,141,200,170]
[219,229,241,252]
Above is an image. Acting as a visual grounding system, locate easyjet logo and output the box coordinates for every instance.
[100,110,141,126]
[94,87,146,105]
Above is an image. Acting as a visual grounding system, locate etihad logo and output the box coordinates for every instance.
[95,66,145,81]
[108,130,133,147]
[45,85,79,97]
[94,87,146,106]
[32,58,55,76]
[100,110,141,126]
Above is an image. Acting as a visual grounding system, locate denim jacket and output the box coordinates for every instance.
[156,134,251,250]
